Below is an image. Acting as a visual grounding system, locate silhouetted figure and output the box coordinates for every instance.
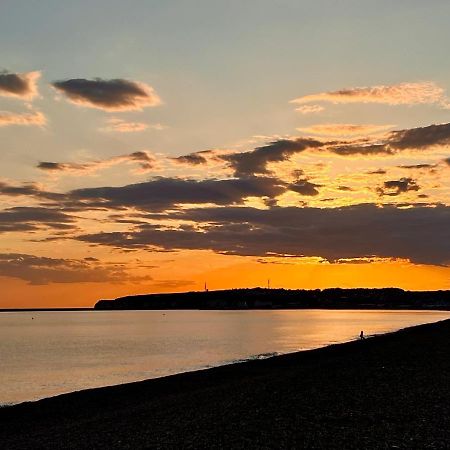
[360,330,364,340]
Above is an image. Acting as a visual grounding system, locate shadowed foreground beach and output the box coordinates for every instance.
[1,319,450,449]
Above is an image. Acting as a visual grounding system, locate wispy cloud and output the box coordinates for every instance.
[0,111,46,127]
[37,151,155,175]
[297,123,394,137]
[295,104,325,114]
[0,70,40,100]
[101,117,166,133]
[0,253,143,285]
[291,81,449,107]
[52,77,161,111]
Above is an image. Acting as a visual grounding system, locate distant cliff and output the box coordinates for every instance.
[94,288,450,310]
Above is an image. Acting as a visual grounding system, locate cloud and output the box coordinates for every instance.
[330,122,450,155]
[148,279,195,290]
[173,151,211,165]
[70,176,287,211]
[77,204,450,266]
[377,178,420,196]
[0,207,76,233]
[289,179,321,196]
[0,181,62,201]
[297,123,394,137]
[291,81,448,107]
[0,70,40,100]
[0,111,46,127]
[295,104,325,114]
[445,157,450,166]
[223,138,323,176]
[37,151,155,175]
[101,118,165,133]
[169,122,450,175]
[398,164,436,170]
[387,122,450,149]
[0,253,141,285]
[52,77,161,111]
[103,118,148,132]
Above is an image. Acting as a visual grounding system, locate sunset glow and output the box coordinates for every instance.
[1,1,449,307]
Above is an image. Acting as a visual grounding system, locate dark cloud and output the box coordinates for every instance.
[0,207,76,233]
[389,123,450,150]
[289,179,321,196]
[398,164,436,169]
[52,77,161,111]
[0,70,40,99]
[77,204,450,266]
[329,123,450,156]
[338,186,353,191]
[0,253,141,285]
[222,138,323,176]
[331,142,392,156]
[37,162,65,171]
[173,151,209,165]
[127,151,154,170]
[367,169,387,175]
[0,181,63,202]
[70,176,287,211]
[377,178,420,196]
[445,157,450,166]
[170,123,450,175]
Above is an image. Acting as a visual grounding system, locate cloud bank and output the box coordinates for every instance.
[77,204,450,266]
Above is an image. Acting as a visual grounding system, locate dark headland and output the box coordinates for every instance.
[2,319,450,449]
[95,287,450,310]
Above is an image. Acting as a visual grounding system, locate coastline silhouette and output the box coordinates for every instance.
[95,287,450,310]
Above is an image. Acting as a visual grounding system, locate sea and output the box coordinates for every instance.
[1,309,449,405]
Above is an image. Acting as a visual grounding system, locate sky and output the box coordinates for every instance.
[1,0,449,307]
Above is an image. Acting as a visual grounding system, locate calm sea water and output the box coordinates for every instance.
[1,309,449,405]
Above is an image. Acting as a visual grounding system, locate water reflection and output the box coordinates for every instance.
[0,309,449,404]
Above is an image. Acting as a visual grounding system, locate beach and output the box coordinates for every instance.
[1,318,450,449]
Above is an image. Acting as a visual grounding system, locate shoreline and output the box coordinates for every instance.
[1,318,450,448]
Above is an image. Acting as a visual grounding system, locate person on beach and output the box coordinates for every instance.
[360,330,364,340]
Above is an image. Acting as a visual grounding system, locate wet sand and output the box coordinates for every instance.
[1,319,450,449]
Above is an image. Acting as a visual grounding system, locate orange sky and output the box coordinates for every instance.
[1,2,449,308]
[2,257,449,309]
